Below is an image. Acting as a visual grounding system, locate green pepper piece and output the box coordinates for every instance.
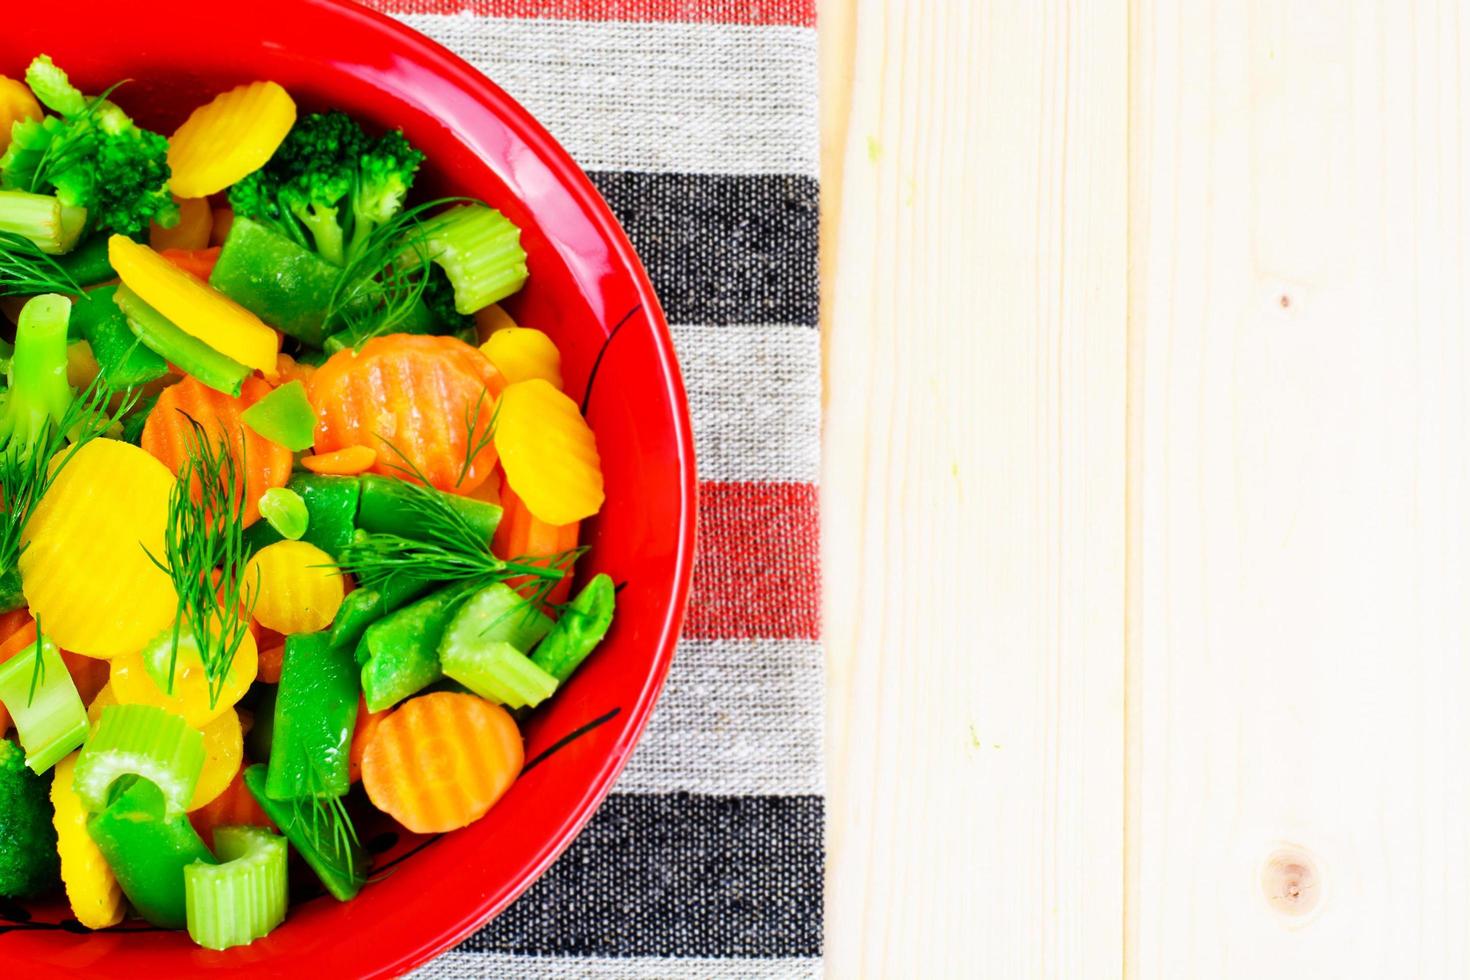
[115,285,249,397]
[209,215,364,345]
[243,473,361,559]
[70,286,169,387]
[55,232,116,290]
[242,764,367,901]
[532,573,617,683]
[265,633,359,800]
[86,777,218,929]
[330,570,437,655]
[357,474,502,542]
[359,582,476,711]
[240,380,316,451]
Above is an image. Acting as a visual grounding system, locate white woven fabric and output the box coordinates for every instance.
[399,14,818,175]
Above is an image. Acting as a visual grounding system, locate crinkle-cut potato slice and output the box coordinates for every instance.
[20,439,176,658]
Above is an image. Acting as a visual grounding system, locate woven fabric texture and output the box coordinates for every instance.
[358,2,823,977]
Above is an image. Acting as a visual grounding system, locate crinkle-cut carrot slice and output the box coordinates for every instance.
[309,334,504,493]
[142,375,294,527]
[360,691,522,833]
[492,476,580,606]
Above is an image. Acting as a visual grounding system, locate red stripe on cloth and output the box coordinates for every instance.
[686,481,819,640]
[362,0,815,27]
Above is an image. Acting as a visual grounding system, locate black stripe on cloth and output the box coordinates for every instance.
[459,792,823,958]
[587,172,819,327]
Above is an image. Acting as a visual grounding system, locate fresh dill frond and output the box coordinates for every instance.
[325,196,479,346]
[454,388,498,489]
[338,436,574,602]
[150,413,257,707]
[0,232,80,297]
[0,373,134,585]
[25,619,44,708]
[289,754,363,873]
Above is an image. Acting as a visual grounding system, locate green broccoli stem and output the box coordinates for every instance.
[1,294,75,451]
[0,190,85,256]
[293,202,346,267]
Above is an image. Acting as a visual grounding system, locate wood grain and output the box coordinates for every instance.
[1127,1,1470,976]
[821,1,1128,975]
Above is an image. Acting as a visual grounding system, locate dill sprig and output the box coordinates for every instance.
[0,232,80,297]
[25,619,44,708]
[455,388,498,489]
[338,439,579,604]
[325,196,479,346]
[148,413,257,707]
[0,373,134,584]
[289,753,364,878]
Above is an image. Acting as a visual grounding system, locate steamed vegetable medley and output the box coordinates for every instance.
[0,57,616,949]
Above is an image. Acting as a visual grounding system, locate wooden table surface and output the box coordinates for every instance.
[820,2,1470,976]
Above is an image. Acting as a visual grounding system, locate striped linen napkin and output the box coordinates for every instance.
[358,2,823,976]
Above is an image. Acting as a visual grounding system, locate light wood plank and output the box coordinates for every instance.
[1127,1,1470,975]
[821,1,1129,975]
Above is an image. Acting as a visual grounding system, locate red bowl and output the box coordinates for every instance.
[0,2,695,975]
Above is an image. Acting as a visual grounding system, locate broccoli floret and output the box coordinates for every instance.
[0,55,176,237]
[0,737,60,899]
[230,111,424,266]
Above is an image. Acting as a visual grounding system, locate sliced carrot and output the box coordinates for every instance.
[0,618,38,663]
[360,691,522,833]
[209,207,234,247]
[0,612,32,732]
[0,608,31,647]
[309,334,505,492]
[60,650,109,707]
[159,246,221,282]
[256,642,285,684]
[274,352,316,388]
[141,375,294,526]
[301,445,377,476]
[465,466,502,508]
[493,478,580,606]
[348,696,390,784]
[187,762,276,849]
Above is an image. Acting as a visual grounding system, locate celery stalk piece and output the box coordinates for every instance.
[240,379,316,451]
[0,189,82,255]
[74,703,204,815]
[412,204,528,313]
[184,825,288,950]
[439,582,553,659]
[0,633,87,772]
[441,639,557,709]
